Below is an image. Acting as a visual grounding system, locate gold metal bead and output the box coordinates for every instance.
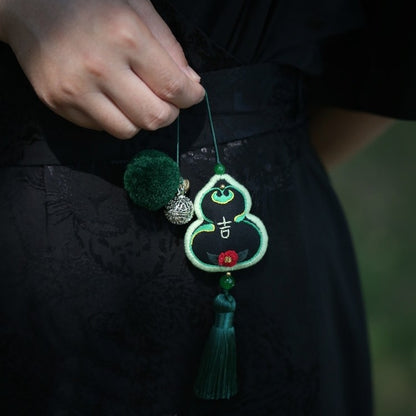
[182,178,190,193]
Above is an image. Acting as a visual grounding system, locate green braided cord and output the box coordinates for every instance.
[204,92,221,166]
[175,94,222,168]
[176,114,180,166]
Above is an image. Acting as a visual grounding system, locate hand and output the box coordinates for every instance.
[0,0,205,138]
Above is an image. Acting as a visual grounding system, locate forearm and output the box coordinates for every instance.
[0,0,7,41]
[309,107,395,170]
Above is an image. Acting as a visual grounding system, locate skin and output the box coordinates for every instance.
[309,108,395,170]
[0,0,393,163]
[0,0,205,139]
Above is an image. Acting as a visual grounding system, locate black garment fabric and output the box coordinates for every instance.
[158,0,364,74]
[0,64,372,416]
[165,0,416,120]
[315,0,416,120]
[0,1,381,415]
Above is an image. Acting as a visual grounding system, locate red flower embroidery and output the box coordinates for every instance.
[218,250,239,267]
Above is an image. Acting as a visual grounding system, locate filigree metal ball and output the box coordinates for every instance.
[165,195,194,225]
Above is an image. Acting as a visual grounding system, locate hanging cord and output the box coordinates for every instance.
[175,92,236,399]
[176,112,180,166]
[176,93,223,169]
[205,92,221,166]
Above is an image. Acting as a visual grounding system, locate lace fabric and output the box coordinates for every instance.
[1,130,321,415]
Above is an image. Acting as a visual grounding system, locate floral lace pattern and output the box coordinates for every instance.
[1,129,321,415]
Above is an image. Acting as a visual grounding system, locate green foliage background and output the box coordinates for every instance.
[330,122,416,416]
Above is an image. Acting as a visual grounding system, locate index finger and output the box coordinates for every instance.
[117,15,205,108]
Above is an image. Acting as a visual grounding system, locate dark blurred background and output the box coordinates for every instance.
[330,121,416,416]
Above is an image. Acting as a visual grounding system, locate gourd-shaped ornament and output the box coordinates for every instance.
[185,169,268,271]
[185,164,268,400]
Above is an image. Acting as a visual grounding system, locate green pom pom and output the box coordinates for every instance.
[124,149,180,211]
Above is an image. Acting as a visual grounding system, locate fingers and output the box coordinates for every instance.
[5,0,204,139]
[115,13,205,109]
[82,95,140,139]
[102,69,180,131]
[127,0,201,81]
[57,69,182,140]
[129,42,205,109]
[57,92,141,139]
[56,7,205,137]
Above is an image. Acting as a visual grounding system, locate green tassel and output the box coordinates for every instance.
[194,292,237,400]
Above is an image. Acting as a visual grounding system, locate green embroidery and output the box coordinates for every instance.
[191,223,215,244]
[233,211,245,223]
[184,173,268,273]
[210,187,235,204]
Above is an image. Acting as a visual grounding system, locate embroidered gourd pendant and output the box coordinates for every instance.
[185,165,268,272]
[185,163,268,400]
[124,94,269,401]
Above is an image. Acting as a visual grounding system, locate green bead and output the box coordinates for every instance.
[220,273,235,290]
[214,163,226,175]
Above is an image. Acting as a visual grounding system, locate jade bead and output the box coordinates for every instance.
[220,273,235,290]
[214,163,226,175]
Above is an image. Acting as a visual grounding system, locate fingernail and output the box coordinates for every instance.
[185,66,201,82]
[198,88,206,103]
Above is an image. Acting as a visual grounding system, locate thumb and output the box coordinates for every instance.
[127,0,201,82]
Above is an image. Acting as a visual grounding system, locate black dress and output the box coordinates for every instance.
[1,0,410,414]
